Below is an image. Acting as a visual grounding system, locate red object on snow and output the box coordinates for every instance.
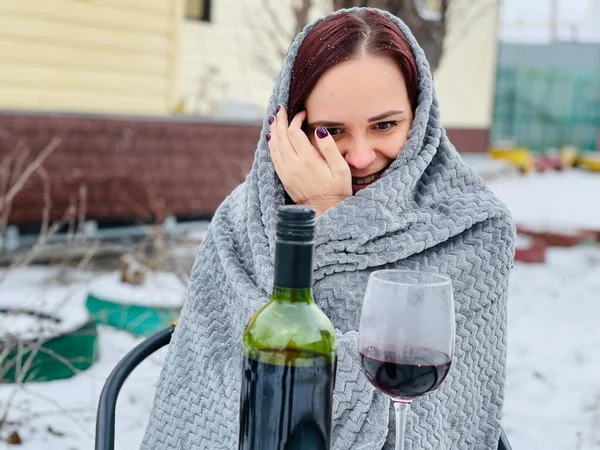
[582,229,600,243]
[533,153,565,172]
[514,237,547,263]
[516,225,595,247]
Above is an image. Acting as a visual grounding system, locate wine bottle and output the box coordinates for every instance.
[238,205,338,450]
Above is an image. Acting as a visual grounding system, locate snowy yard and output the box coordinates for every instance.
[1,168,600,449]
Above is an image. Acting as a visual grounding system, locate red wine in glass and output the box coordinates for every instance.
[358,269,455,450]
[360,346,451,401]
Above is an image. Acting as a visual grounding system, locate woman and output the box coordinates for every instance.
[141,7,515,450]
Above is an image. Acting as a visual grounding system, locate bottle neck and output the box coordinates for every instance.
[273,239,314,301]
[271,286,313,304]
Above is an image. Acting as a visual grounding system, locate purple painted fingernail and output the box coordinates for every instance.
[268,115,275,125]
[316,126,328,139]
[276,105,281,113]
[266,132,271,142]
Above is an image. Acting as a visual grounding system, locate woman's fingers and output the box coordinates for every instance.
[289,110,307,130]
[265,106,351,204]
[267,130,284,170]
[268,105,349,180]
[288,111,314,158]
[274,105,297,157]
[267,108,286,164]
[313,126,349,176]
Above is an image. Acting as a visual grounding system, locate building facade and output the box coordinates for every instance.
[0,0,501,227]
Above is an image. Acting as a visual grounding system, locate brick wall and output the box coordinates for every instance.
[0,112,262,226]
[445,128,490,153]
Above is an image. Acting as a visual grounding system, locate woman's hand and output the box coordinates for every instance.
[267,105,352,216]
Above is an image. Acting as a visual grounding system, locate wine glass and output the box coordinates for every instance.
[358,269,455,450]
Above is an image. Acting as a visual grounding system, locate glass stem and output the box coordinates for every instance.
[394,401,410,450]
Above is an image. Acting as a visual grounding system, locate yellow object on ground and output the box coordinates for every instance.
[577,152,600,172]
[559,146,579,168]
[488,146,535,173]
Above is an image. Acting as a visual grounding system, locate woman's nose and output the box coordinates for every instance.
[342,138,377,170]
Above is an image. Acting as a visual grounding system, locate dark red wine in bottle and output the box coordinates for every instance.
[238,206,337,450]
[239,349,335,450]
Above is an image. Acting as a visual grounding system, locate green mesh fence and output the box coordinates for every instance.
[492,68,600,152]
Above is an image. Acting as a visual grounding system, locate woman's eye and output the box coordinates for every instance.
[326,127,342,136]
[374,121,397,131]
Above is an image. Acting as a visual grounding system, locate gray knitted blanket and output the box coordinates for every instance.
[141,8,515,450]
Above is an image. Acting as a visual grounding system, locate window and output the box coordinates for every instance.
[186,0,211,22]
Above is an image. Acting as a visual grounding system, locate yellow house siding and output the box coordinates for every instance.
[0,0,183,115]
[166,0,184,116]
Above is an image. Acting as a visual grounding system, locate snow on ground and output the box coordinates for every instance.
[0,326,165,449]
[503,246,600,450]
[488,170,600,231]
[0,267,92,340]
[461,153,519,182]
[1,168,599,449]
[88,271,186,307]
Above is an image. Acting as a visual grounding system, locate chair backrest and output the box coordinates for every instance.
[94,325,512,450]
[95,325,175,450]
[499,428,512,450]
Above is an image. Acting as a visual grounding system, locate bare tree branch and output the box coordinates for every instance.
[116,188,153,223]
[240,1,282,79]
[9,148,30,198]
[0,138,62,255]
[292,0,313,37]
[36,167,51,238]
[76,185,87,237]
[254,54,281,80]
[0,131,100,442]
[0,144,29,243]
[331,0,455,72]
[192,65,220,114]
[443,0,494,53]
[20,384,93,439]
[75,241,100,272]
[1,138,60,210]
[0,143,25,200]
[248,0,316,80]
[0,336,48,432]
[4,197,79,275]
[262,0,295,43]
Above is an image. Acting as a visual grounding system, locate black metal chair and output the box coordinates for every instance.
[95,324,512,450]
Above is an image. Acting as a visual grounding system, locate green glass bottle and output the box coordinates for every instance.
[238,205,338,450]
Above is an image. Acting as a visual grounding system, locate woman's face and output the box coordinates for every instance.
[304,56,414,194]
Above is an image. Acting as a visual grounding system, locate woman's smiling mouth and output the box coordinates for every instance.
[352,168,386,192]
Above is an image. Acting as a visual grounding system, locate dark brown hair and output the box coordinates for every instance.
[288,10,419,119]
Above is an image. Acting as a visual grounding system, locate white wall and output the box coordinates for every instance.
[434,0,500,129]
[179,0,331,118]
